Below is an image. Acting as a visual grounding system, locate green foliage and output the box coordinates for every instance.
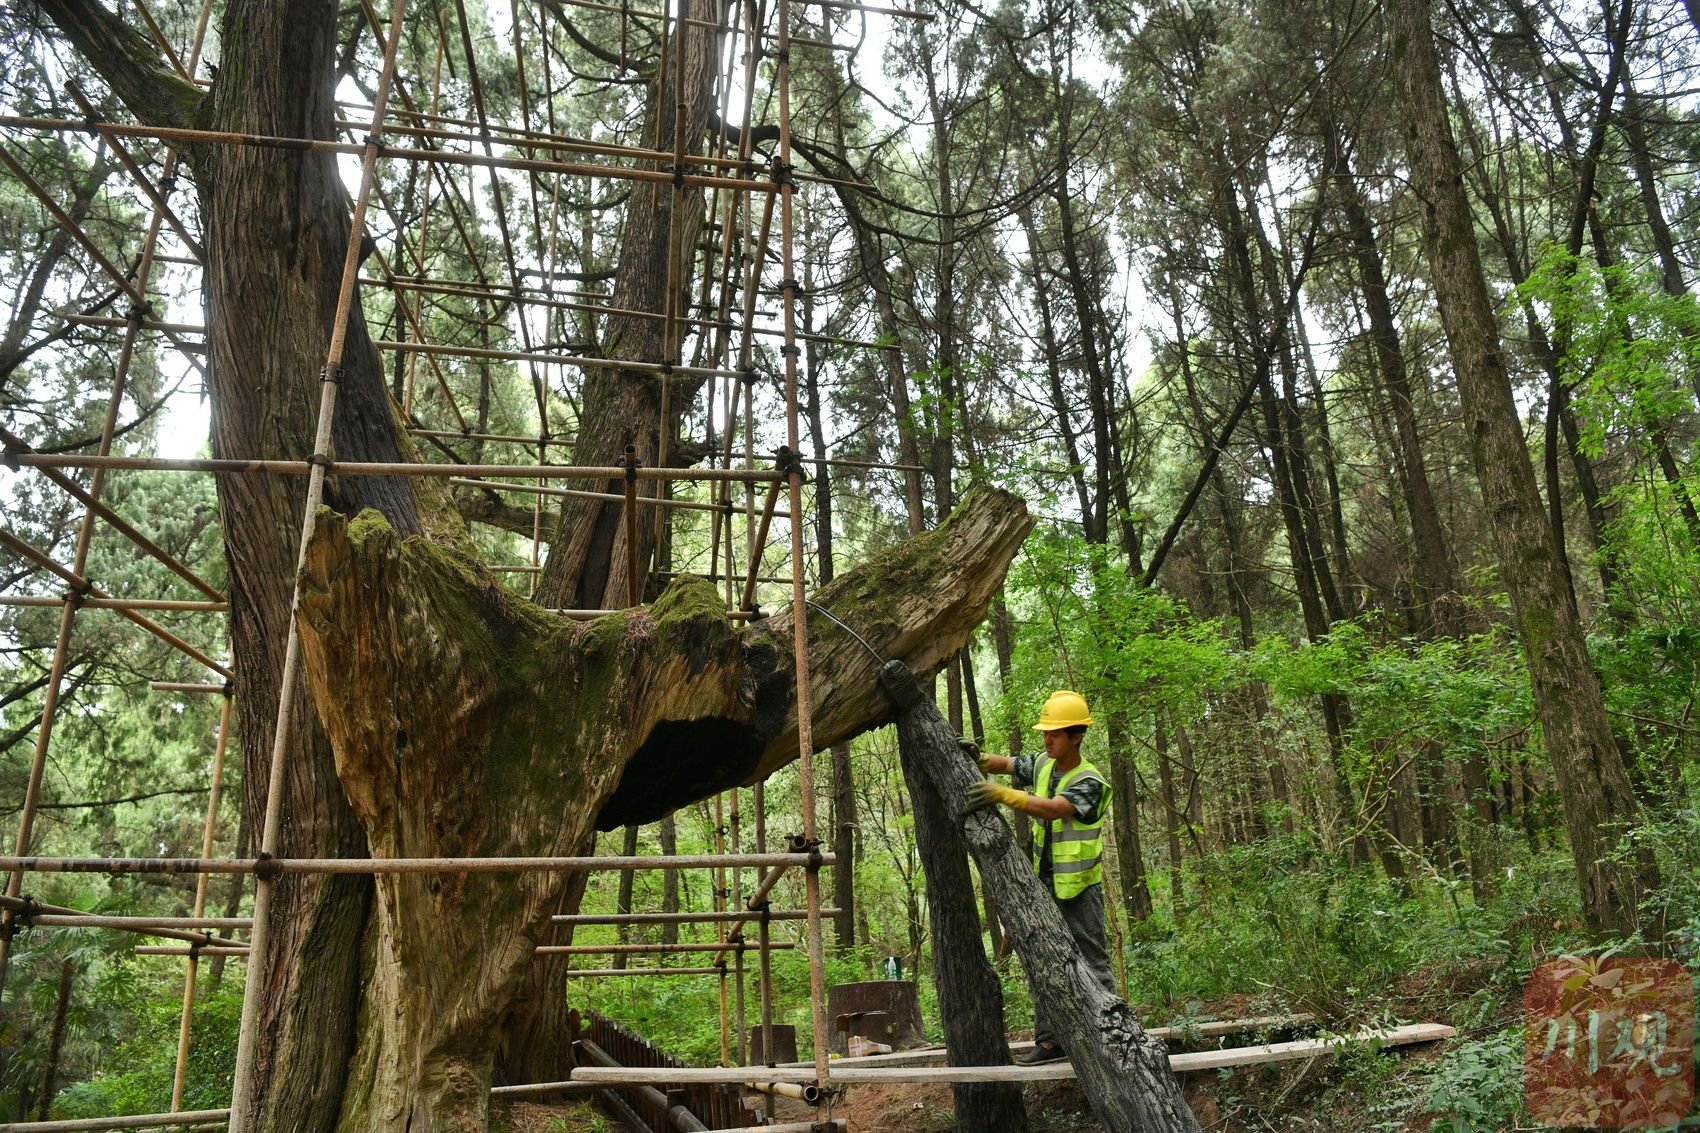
[1126,838,1455,1019]
[44,978,240,1120]
[1422,1027,1528,1133]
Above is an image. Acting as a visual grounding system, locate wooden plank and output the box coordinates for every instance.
[788,1013,1318,1070]
[826,1024,1457,1084]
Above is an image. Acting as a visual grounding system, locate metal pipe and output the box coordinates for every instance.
[741,1080,822,1105]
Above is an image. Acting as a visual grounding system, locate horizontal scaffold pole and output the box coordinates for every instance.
[7,453,782,483]
[0,851,834,876]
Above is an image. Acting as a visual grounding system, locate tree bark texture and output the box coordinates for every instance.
[880,664,1201,1133]
[291,487,1030,1128]
[535,0,723,613]
[1389,0,1655,935]
[894,711,1030,1133]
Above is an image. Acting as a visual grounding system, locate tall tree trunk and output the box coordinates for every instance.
[1107,713,1153,923]
[894,706,1030,1133]
[883,664,1201,1133]
[35,961,74,1119]
[613,825,640,970]
[1390,0,1655,935]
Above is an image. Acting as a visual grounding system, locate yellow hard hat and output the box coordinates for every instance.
[1034,690,1092,730]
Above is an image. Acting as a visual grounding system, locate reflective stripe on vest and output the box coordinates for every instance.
[1034,756,1110,900]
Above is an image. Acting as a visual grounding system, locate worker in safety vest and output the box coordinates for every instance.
[967,689,1116,1065]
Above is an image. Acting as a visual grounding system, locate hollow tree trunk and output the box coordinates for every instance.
[292,487,1032,1129]
[881,664,1202,1133]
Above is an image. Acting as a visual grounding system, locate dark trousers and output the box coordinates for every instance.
[1031,881,1117,1050]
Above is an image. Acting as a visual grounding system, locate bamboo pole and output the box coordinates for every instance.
[0,116,789,194]
[739,475,783,611]
[553,907,835,926]
[8,453,781,482]
[0,851,835,876]
[0,530,232,678]
[451,477,795,520]
[0,1110,231,1132]
[0,898,241,948]
[773,0,832,1092]
[0,280,196,995]
[622,445,642,607]
[562,967,723,978]
[0,597,227,612]
[171,694,233,1111]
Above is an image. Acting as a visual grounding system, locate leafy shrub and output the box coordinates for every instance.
[1423,1027,1527,1133]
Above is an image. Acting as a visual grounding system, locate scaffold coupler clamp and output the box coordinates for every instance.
[253,851,284,882]
[774,445,809,484]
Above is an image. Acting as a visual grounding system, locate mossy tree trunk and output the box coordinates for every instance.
[293,488,1032,1129]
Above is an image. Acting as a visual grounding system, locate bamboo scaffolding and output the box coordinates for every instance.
[149,682,229,694]
[65,86,205,262]
[554,907,836,926]
[8,452,781,482]
[0,428,224,598]
[368,273,895,352]
[565,966,723,978]
[0,897,241,948]
[0,530,232,679]
[0,597,228,612]
[171,694,232,1111]
[131,934,802,961]
[0,1110,230,1132]
[449,476,797,520]
[0,0,903,1117]
[413,428,574,447]
[375,336,755,381]
[0,116,782,194]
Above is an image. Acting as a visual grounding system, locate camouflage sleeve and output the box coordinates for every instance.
[1011,754,1038,790]
[1060,776,1106,824]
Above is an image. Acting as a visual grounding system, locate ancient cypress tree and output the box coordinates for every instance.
[28,1,1035,1126]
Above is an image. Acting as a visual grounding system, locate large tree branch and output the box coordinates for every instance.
[31,0,205,141]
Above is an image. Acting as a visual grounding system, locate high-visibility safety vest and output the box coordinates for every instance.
[1034,755,1111,900]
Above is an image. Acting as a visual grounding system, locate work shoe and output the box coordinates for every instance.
[1013,1042,1066,1065]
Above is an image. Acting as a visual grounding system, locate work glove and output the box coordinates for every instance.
[957,736,992,773]
[965,780,1027,813]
